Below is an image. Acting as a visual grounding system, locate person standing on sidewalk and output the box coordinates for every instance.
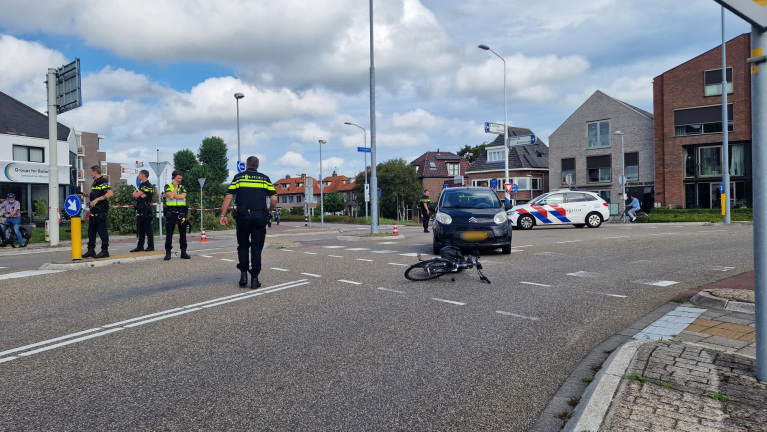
[130,169,155,252]
[219,156,277,289]
[83,166,113,259]
[419,190,431,233]
[163,170,190,260]
[0,193,25,247]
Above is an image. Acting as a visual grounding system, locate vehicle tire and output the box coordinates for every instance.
[432,238,441,255]
[573,224,586,228]
[586,212,603,228]
[518,215,535,230]
[501,244,512,254]
[404,259,452,281]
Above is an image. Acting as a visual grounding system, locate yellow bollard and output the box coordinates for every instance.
[71,217,82,260]
[721,193,726,216]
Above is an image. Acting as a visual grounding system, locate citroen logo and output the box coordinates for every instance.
[469,217,478,223]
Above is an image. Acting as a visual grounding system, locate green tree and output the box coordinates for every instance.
[174,149,199,173]
[175,136,230,195]
[106,184,140,235]
[197,136,229,185]
[457,142,488,163]
[322,192,346,214]
[355,158,421,219]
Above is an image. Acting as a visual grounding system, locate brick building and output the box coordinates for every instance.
[409,151,470,194]
[274,171,358,215]
[549,91,654,210]
[465,127,549,204]
[654,33,752,209]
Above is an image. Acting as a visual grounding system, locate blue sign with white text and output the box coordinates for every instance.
[357,147,371,153]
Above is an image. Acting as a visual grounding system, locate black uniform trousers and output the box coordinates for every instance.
[136,215,154,249]
[165,211,188,251]
[422,210,430,231]
[235,211,268,277]
[88,215,109,250]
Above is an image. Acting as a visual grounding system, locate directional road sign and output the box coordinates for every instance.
[65,195,82,217]
[365,184,370,202]
[511,184,519,193]
[490,178,498,189]
[56,58,82,115]
[714,0,767,31]
[149,162,167,176]
[719,182,726,194]
[508,134,536,146]
[237,161,246,172]
[443,184,449,189]
[357,147,371,153]
[504,183,513,194]
[484,122,505,134]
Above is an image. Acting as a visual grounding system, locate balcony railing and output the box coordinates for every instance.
[77,169,85,181]
[77,145,84,156]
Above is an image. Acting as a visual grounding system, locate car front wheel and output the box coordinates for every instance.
[518,215,535,230]
[586,212,603,228]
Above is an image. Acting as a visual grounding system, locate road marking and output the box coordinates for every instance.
[512,244,534,248]
[0,267,6,269]
[124,308,202,328]
[567,271,601,277]
[377,287,405,293]
[432,298,466,306]
[303,252,317,255]
[301,273,321,277]
[280,249,294,252]
[520,281,551,287]
[557,240,582,244]
[0,328,104,357]
[19,328,126,356]
[698,230,727,233]
[271,267,289,272]
[413,243,426,246]
[588,291,628,298]
[377,242,398,244]
[535,252,558,256]
[606,236,630,239]
[199,255,213,258]
[372,250,397,254]
[345,248,370,251]
[631,260,653,264]
[496,311,540,321]
[708,266,735,271]
[338,279,362,285]
[103,309,185,328]
[634,306,706,341]
[650,232,678,236]
[388,262,409,267]
[400,252,428,257]
[356,258,374,262]
[322,245,344,248]
[0,269,64,281]
[328,255,343,258]
[633,279,679,287]
[221,258,235,262]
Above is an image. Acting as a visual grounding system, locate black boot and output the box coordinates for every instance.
[82,247,96,259]
[180,249,191,259]
[145,246,155,252]
[239,271,248,287]
[95,248,110,259]
[164,250,172,260]
[250,276,261,290]
[129,246,144,253]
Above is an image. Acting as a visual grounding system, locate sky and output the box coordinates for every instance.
[0,0,753,183]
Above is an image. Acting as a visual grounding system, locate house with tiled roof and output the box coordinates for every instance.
[274,171,359,215]
[465,126,550,204]
[409,151,471,194]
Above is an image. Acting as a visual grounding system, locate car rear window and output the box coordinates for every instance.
[440,189,501,209]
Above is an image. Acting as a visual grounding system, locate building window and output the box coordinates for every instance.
[684,147,695,178]
[587,155,611,183]
[13,145,45,163]
[698,146,723,177]
[674,104,733,136]
[531,178,542,190]
[561,158,575,184]
[587,120,611,148]
[429,161,437,169]
[625,152,639,181]
[487,149,504,162]
[281,183,288,189]
[446,163,460,176]
[289,196,294,203]
[704,68,733,96]
[513,178,529,190]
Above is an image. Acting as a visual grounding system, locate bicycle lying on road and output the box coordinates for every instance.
[404,244,490,284]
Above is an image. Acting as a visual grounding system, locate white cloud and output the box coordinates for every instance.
[0,35,68,109]
[275,151,312,170]
[82,66,171,101]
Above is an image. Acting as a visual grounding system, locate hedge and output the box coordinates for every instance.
[638,207,752,223]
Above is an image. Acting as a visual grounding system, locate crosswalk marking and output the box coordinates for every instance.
[0,270,64,280]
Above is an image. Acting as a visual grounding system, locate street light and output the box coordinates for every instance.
[478,44,509,204]
[318,139,327,228]
[234,92,244,169]
[614,131,626,214]
[344,122,368,220]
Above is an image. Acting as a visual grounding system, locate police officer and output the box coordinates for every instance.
[163,170,191,260]
[82,165,113,259]
[419,190,431,233]
[130,169,155,252]
[220,156,276,289]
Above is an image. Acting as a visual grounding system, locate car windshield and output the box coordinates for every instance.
[440,190,501,209]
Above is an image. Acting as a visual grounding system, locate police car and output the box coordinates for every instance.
[507,190,610,230]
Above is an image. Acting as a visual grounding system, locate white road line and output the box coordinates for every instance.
[220,258,235,262]
[328,255,344,258]
[413,243,426,246]
[432,298,466,306]
[356,258,374,262]
[0,327,104,357]
[698,230,727,233]
[588,291,628,298]
[322,245,344,249]
[633,279,679,287]
[301,273,322,277]
[631,260,653,264]
[345,248,370,251]
[199,281,309,308]
[0,357,16,364]
[199,255,213,258]
[606,236,630,239]
[280,249,294,252]
[388,262,409,267]
[512,244,534,248]
[0,269,64,281]
[338,279,362,285]
[708,266,736,271]
[18,328,125,357]
[303,252,318,255]
[520,281,551,287]
[0,267,6,269]
[567,271,601,278]
[557,240,582,244]
[372,250,397,254]
[377,242,398,245]
[650,233,679,236]
[377,287,405,293]
[103,308,185,328]
[271,267,290,272]
[535,252,558,256]
[124,308,202,328]
[399,252,426,257]
[496,311,540,320]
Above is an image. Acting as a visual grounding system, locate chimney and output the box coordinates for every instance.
[332,170,337,177]
[286,174,291,179]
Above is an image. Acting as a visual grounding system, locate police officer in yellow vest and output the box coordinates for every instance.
[220,156,277,289]
[163,170,191,260]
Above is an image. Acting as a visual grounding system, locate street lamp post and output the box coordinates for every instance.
[318,140,327,228]
[234,92,244,169]
[344,122,368,220]
[614,131,626,214]
[478,44,509,204]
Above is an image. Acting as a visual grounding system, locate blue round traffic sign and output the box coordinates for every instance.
[511,184,518,193]
[490,178,498,189]
[237,161,246,172]
[65,195,82,217]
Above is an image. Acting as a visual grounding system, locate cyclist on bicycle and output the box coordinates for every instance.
[0,193,25,247]
[626,193,641,222]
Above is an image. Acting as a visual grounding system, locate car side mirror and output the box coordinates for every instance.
[504,203,513,211]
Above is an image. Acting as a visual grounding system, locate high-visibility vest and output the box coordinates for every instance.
[165,184,187,207]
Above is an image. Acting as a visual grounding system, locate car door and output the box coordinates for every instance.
[563,192,589,224]
[530,192,565,225]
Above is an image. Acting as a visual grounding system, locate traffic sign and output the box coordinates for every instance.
[56,58,82,115]
[490,178,498,189]
[511,184,519,193]
[484,122,505,134]
[719,182,726,194]
[443,184,449,189]
[714,0,767,31]
[365,184,370,202]
[237,161,246,172]
[357,147,371,153]
[454,175,463,185]
[619,175,626,185]
[149,162,167,176]
[508,134,536,146]
[65,195,82,217]
[504,183,513,194]
[121,167,137,174]
[565,173,573,186]
[573,186,579,191]
[135,177,141,187]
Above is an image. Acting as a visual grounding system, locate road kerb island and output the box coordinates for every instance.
[563,339,653,432]
[41,250,168,270]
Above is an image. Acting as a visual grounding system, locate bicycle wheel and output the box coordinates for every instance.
[404,259,453,281]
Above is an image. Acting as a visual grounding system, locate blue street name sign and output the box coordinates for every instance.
[65,195,82,217]
[237,161,246,172]
[490,178,498,189]
[357,147,371,153]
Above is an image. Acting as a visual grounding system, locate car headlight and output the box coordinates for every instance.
[507,210,517,216]
[494,211,509,224]
[435,212,452,225]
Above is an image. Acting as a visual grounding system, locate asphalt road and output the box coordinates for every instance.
[0,221,754,431]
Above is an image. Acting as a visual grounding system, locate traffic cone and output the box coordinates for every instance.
[200,227,208,242]
[393,221,398,235]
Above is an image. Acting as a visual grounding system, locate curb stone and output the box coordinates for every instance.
[690,290,755,314]
[40,252,173,270]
